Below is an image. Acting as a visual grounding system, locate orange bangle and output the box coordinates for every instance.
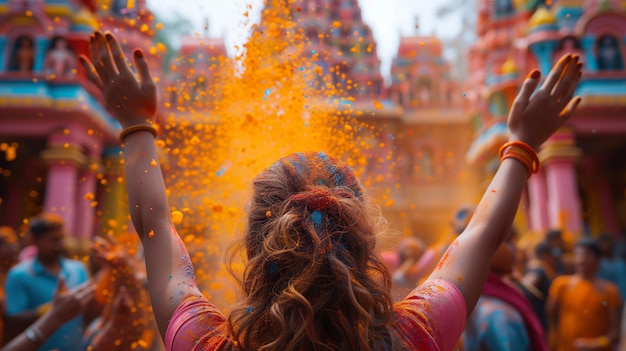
[501,152,533,178]
[499,141,540,173]
[119,124,158,142]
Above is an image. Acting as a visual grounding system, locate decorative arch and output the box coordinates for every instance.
[575,11,626,37]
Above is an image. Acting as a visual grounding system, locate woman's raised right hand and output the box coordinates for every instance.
[507,54,582,150]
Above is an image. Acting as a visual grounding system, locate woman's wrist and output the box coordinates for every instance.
[119,123,158,142]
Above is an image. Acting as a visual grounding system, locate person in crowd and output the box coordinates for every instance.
[546,229,570,275]
[463,228,548,351]
[396,205,477,289]
[596,232,626,300]
[0,226,20,345]
[518,241,557,331]
[546,237,622,351]
[1,279,94,351]
[3,213,90,350]
[389,237,426,301]
[84,234,158,350]
[79,30,581,350]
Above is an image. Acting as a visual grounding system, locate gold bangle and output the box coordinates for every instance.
[119,124,158,143]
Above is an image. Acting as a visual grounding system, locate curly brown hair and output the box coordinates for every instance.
[228,152,396,351]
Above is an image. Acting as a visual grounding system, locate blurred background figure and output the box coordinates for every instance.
[545,229,570,275]
[518,241,557,332]
[596,232,626,300]
[395,205,476,291]
[463,228,548,351]
[0,226,20,345]
[85,234,162,351]
[547,237,622,351]
[3,213,89,351]
[390,237,426,300]
[2,280,94,351]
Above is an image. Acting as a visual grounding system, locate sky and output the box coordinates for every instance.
[145,0,462,81]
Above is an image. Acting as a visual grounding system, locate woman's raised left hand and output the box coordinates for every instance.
[79,31,157,128]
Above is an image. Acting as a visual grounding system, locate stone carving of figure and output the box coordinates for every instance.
[9,36,35,73]
[43,36,76,76]
[597,35,624,70]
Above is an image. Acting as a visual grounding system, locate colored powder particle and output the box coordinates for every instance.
[265,211,272,218]
[84,192,95,201]
[155,22,163,30]
[332,21,342,28]
[171,211,183,224]
[126,0,134,9]
[150,159,157,168]
[157,42,167,53]
[157,0,373,308]
[140,24,149,33]
[385,199,395,207]
[372,99,383,110]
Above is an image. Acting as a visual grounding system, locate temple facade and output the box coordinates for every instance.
[385,35,481,242]
[0,0,157,250]
[291,0,384,100]
[466,0,626,239]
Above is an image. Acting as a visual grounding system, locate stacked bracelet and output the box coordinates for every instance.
[25,326,45,343]
[119,124,158,143]
[499,141,540,177]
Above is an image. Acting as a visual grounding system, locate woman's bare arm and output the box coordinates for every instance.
[79,31,202,337]
[428,55,582,315]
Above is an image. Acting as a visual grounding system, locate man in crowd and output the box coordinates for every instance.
[3,213,89,350]
[547,237,622,351]
[463,228,548,351]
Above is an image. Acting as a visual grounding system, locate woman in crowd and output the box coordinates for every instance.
[79,31,581,351]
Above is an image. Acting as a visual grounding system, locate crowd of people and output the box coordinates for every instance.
[0,30,624,350]
[0,215,162,351]
[386,218,626,351]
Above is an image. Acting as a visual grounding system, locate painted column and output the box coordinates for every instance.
[0,37,7,72]
[580,36,598,72]
[527,169,549,232]
[540,131,583,236]
[99,147,131,236]
[584,157,621,236]
[41,137,87,238]
[33,37,49,73]
[73,152,100,240]
[529,40,559,76]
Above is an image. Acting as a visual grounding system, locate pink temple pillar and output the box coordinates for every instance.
[527,169,549,232]
[41,135,87,238]
[72,148,100,240]
[540,131,583,236]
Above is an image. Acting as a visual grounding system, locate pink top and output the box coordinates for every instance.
[165,278,466,351]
